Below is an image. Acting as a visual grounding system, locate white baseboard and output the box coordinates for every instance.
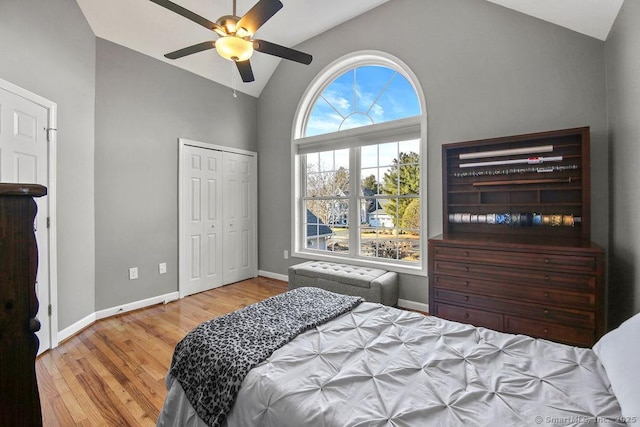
[56,291,180,345]
[258,270,288,282]
[57,312,97,344]
[398,299,429,313]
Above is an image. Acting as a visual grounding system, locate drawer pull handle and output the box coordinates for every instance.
[464,252,469,257]
[464,313,470,319]
[465,281,470,286]
[544,292,550,298]
[464,266,469,272]
[464,296,469,301]
[543,328,549,334]
[544,309,550,316]
[544,275,550,281]
[544,258,550,263]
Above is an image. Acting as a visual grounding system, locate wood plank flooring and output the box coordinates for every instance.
[36,277,288,426]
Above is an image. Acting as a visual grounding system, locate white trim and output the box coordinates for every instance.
[0,77,59,349]
[258,270,289,282]
[56,291,180,344]
[397,299,429,314]
[180,138,257,157]
[95,292,180,320]
[291,251,427,277]
[56,312,96,344]
[290,50,429,275]
[178,138,259,298]
[295,116,421,154]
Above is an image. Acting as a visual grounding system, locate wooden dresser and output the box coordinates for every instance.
[429,127,606,347]
[0,183,46,426]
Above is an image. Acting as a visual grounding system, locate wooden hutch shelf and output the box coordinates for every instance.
[428,127,605,347]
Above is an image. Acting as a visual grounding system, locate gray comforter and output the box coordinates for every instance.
[159,298,624,426]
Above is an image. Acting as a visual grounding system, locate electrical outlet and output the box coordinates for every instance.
[284,250,289,259]
[129,267,138,280]
[159,262,167,274]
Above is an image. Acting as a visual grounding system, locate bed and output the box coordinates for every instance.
[157,287,639,427]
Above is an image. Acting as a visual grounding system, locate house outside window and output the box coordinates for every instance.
[292,51,427,274]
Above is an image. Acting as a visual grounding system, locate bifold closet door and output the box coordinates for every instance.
[181,146,224,297]
[181,143,257,297]
[222,151,256,285]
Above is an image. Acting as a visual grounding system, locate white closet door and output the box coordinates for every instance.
[0,86,51,353]
[222,151,256,284]
[181,146,223,297]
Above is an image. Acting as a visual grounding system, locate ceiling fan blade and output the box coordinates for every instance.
[237,0,283,35]
[236,60,255,83]
[149,0,224,33]
[165,41,216,59]
[253,39,312,65]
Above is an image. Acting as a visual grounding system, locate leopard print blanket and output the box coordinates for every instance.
[168,287,364,427]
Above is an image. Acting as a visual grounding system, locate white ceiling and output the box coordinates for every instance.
[485,0,624,41]
[76,0,624,98]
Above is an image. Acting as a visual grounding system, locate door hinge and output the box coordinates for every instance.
[48,304,52,316]
[45,127,57,143]
[46,217,50,229]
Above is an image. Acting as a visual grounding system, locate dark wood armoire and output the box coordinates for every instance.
[0,183,47,426]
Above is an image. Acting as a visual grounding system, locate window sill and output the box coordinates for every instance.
[292,249,427,277]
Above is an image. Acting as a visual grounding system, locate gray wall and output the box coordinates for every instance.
[257,0,609,304]
[94,39,258,309]
[0,0,96,330]
[605,0,640,327]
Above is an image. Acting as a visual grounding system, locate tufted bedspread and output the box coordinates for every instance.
[159,297,624,427]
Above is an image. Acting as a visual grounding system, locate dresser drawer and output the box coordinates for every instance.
[432,274,596,308]
[433,260,596,291]
[504,316,594,347]
[432,245,597,272]
[434,289,595,328]
[432,302,503,331]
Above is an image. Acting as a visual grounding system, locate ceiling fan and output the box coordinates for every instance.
[149,0,313,83]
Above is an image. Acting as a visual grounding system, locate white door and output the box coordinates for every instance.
[181,145,224,297]
[222,152,256,284]
[0,85,50,353]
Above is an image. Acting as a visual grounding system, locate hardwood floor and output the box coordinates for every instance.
[36,277,288,426]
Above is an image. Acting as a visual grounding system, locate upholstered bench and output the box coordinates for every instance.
[288,261,398,306]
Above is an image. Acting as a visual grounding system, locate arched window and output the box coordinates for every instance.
[292,51,427,274]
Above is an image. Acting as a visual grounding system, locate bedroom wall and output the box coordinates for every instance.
[94,39,258,310]
[257,0,609,305]
[0,0,96,330]
[605,0,640,328]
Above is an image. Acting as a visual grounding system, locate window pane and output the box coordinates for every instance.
[306,150,349,198]
[335,149,349,170]
[378,142,397,167]
[361,145,378,168]
[354,66,396,114]
[305,96,342,137]
[303,65,420,138]
[360,167,380,196]
[319,151,334,172]
[372,75,421,123]
[399,139,420,156]
[323,71,354,118]
[304,200,349,253]
[399,164,420,195]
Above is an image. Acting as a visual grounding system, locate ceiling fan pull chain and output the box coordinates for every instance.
[233,0,237,17]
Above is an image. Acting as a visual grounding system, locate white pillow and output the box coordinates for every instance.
[593,312,640,421]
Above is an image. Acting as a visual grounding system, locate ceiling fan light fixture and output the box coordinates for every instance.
[215,36,254,62]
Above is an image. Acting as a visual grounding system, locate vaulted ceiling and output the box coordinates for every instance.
[76,0,624,97]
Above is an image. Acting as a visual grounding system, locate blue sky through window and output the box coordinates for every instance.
[305,65,421,137]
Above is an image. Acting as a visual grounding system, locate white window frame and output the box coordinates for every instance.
[291,51,428,276]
